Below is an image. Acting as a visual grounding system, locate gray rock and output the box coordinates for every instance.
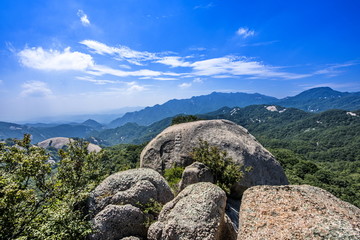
[179,162,214,190]
[89,168,174,215]
[238,185,360,240]
[90,204,146,240]
[148,182,227,240]
[37,137,101,153]
[224,198,241,238]
[120,237,142,240]
[140,120,288,197]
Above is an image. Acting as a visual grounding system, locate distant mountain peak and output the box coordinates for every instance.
[296,87,343,98]
[82,119,103,130]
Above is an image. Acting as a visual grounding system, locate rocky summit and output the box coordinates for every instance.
[86,120,360,240]
[140,119,288,197]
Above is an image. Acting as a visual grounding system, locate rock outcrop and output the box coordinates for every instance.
[140,120,288,197]
[179,161,214,190]
[91,204,146,240]
[89,168,174,239]
[148,182,228,240]
[37,137,101,153]
[238,185,360,239]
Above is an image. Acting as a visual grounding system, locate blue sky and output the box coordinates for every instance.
[1,0,359,122]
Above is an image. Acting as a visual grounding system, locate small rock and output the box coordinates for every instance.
[179,162,214,190]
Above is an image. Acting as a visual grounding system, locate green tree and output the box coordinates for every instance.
[0,134,53,239]
[171,115,202,125]
[0,135,105,239]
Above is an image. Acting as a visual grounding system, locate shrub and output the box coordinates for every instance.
[164,166,184,193]
[171,115,202,125]
[190,139,243,194]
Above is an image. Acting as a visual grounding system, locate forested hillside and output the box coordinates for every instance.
[92,105,360,207]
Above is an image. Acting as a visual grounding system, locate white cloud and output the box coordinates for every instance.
[18,47,94,71]
[21,81,53,97]
[189,47,206,51]
[77,10,90,26]
[152,77,179,81]
[314,62,358,77]
[191,56,308,79]
[76,76,117,85]
[107,82,147,94]
[119,64,132,69]
[156,56,191,67]
[194,2,214,9]
[236,27,255,38]
[88,65,162,77]
[193,77,203,83]
[80,40,158,65]
[178,82,192,88]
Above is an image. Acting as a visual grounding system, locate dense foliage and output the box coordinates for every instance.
[163,166,185,193]
[0,135,102,239]
[0,135,147,239]
[191,139,243,195]
[171,115,202,125]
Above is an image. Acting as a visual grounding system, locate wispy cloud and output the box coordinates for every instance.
[190,56,309,79]
[236,27,255,38]
[194,2,214,10]
[77,10,91,26]
[80,40,158,65]
[18,47,94,71]
[152,77,179,81]
[21,81,53,97]
[193,77,203,83]
[107,81,147,94]
[87,65,163,77]
[189,47,206,51]
[179,82,192,88]
[76,76,117,85]
[241,40,279,47]
[314,62,358,77]
[156,56,191,67]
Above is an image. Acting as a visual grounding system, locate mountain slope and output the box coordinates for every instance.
[108,92,278,128]
[276,87,360,112]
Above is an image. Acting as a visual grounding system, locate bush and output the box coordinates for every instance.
[164,166,184,193]
[190,139,243,195]
[171,115,201,125]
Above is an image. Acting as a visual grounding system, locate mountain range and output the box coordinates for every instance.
[1,87,360,144]
[108,87,360,128]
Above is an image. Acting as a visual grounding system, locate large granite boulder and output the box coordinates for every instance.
[238,185,360,239]
[91,204,146,240]
[179,161,214,190]
[89,168,174,215]
[140,120,288,197]
[89,168,174,239]
[148,182,228,240]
